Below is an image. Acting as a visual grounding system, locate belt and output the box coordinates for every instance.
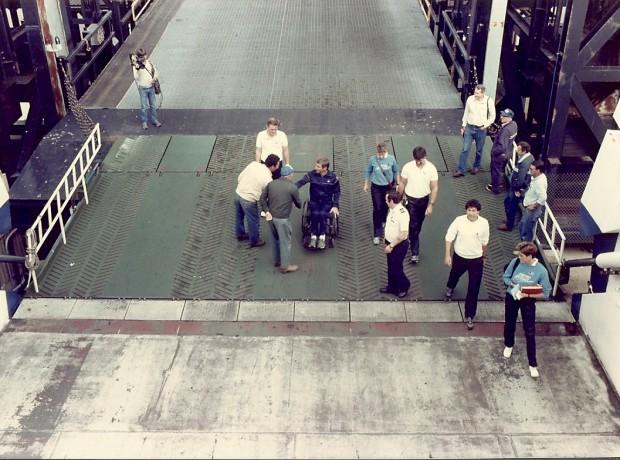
[467,123,485,129]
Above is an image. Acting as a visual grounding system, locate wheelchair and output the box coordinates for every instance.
[300,200,340,249]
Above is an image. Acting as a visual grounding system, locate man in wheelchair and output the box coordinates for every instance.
[296,157,340,249]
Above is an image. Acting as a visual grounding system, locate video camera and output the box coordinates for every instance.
[129,53,146,70]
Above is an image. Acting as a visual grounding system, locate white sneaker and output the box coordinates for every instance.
[529,366,539,378]
[318,234,326,249]
[503,346,513,358]
[373,237,380,245]
[309,235,317,248]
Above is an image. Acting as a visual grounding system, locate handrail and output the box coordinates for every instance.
[25,123,102,292]
[132,0,154,22]
[534,202,566,297]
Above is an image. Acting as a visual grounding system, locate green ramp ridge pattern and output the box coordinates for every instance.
[34,134,516,300]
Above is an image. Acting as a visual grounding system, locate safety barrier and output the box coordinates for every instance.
[25,123,102,292]
[534,202,566,296]
[132,0,154,22]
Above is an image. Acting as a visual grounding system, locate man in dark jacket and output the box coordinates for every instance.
[498,141,534,232]
[486,108,517,194]
[296,157,340,250]
[260,164,302,273]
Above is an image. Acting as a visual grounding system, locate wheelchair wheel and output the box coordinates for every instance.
[301,201,310,235]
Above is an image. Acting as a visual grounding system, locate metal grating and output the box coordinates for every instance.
[117,0,462,110]
[37,174,150,297]
[170,136,257,299]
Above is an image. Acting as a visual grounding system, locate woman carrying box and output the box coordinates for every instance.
[502,241,552,378]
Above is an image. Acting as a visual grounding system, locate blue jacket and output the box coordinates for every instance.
[296,170,341,208]
[503,258,552,299]
[509,154,534,193]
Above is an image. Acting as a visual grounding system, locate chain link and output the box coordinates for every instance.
[59,61,96,137]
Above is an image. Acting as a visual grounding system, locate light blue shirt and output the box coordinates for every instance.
[523,173,547,207]
[503,258,552,299]
[365,155,399,186]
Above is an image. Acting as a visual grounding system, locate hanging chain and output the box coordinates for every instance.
[470,56,479,90]
[59,61,96,137]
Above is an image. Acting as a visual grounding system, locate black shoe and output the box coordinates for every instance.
[397,290,409,298]
[249,239,266,248]
[444,287,453,301]
[237,233,249,241]
[379,287,394,294]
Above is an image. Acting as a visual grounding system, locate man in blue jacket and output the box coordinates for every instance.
[498,141,534,232]
[296,157,340,249]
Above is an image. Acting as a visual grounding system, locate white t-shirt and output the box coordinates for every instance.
[385,203,410,244]
[400,160,438,198]
[235,161,272,202]
[445,215,490,259]
[256,130,288,162]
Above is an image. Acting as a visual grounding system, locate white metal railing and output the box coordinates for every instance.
[534,202,566,296]
[132,0,154,22]
[25,123,102,292]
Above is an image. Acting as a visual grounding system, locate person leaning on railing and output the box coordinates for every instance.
[519,160,547,242]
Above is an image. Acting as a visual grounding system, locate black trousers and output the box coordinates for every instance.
[386,240,410,293]
[504,294,537,367]
[371,183,390,237]
[446,253,484,319]
[405,194,429,257]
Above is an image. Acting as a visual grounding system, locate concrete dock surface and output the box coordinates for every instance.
[0,322,619,458]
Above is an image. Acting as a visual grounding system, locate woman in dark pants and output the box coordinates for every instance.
[363,143,400,245]
[502,241,552,378]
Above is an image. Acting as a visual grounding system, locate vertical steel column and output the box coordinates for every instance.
[482,0,507,99]
[20,0,66,121]
[544,0,586,161]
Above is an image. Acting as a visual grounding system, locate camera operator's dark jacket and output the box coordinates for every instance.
[491,120,517,159]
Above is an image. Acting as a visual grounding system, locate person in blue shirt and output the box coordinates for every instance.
[296,157,340,249]
[502,241,552,379]
[363,143,400,245]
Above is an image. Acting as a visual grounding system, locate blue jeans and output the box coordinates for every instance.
[519,205,543,241]
[458,125,486,173]
[269,218,293,267]
[235,195,260,244]
[138,86,159,124]
[504,190,522,229]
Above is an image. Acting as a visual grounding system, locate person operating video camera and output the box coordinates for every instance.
[131,48,162,130]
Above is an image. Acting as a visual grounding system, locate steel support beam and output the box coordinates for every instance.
[545,0,585,161]
[482,0,507,100]
[570,76,607,144]
[577,7,620,69]
[577,66,620,82]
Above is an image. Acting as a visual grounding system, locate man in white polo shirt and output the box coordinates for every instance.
[399,146,439,264]
[235,154,281,248]
[255,117,290,165]
[444,199,490,330]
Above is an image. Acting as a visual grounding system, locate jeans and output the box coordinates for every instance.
[235,195,260,244]
[386,240,410,294]
[504,191,522,229]
[490,153,506,193]
[504,294,537,366]
[138,86,159,124]
[310,202,331,236]
[519,205,543,242]
[405,194,429,257]
[371,183,390,237]
[458,125,486,173]
[446,253,484,319]
[269,218,292,267]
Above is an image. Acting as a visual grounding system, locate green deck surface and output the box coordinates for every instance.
[35,134,515,300]
[102,136,170,172]
[103,174,204,297]
[158,136,216,172]
[288,136,333,171]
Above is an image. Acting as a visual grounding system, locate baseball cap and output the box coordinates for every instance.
[281,164,294,177]
[500,108,514,118]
